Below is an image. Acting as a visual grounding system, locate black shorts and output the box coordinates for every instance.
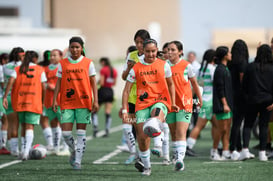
[128,103,135,114]
[98,87,114,104]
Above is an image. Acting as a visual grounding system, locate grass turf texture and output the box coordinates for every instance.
[1,100,273,180]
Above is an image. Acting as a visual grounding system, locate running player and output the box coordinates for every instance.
[53,36,98,170]
[122,38,178,176]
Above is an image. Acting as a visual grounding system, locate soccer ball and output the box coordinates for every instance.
[143,117,162,138]
[29,144,47,160]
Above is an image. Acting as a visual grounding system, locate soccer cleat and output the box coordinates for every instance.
[143,118,161,138]
[69,151,76,166]
[135,158,144,172]
[56,149,70,156]
[210,149,222,161]
[239,148,255,161]
[73,162,81,170]
[221,150,231,160]
[186,147,196,157]
[116,144,130,152]
[151,147,162,157]
[141,168,151,176]
[46,145,55,155]
[10,150,19,157]
[0,147,11,155]
[259,151,268,161]
[163,158,170,166]
[174,160,185,171]
[125,154,136,165]
[230,150,240,161]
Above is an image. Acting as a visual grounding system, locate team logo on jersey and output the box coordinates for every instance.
[66,88,75,98]
[139,92,148,101]
[67,77,83,82]
[19,91,36,96]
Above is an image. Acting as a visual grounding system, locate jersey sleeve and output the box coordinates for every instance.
[187,64,196,78]
[10,69,17,79]
[89,61,96,76]
[127,69,136,83]
[56,63,62,78]
[164,62,172,78]
[41,71,47,82]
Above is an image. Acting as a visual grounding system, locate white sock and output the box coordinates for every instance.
[43,127,53,147]
[52,127,61,152]
[75,129,86,164]
[105,114,112,131]
[153,132,163,148]
[0,130,7,148]
[176,141,187,161]
[139,149,151,169]
[9,138,19,153]
[123,124,136,154]
[187,137,196,149]
[62,131,75,152]
[92,113,98,127]
[24,130,34,158]
[21,137,25,154]
[162,123,169,158]
[172,141,177,159]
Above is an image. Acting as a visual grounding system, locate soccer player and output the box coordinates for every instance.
[121,30,151,165]
[53,36,98,170]
[187,49,219,160]
[44,49,69,155]
[166,41,202,171]
[3,51,47,160]
[3,47,25,156]
[213,46,233,160]
[92,57,117,138]
[122,38,178,176]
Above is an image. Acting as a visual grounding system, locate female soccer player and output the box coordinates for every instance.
[166,41,202,171]
[242,44,273,161]
[187,49,219,160]
[92,57,117,138]
[3,51,47,160]
[121,29,150,165]
[122,38,178,176]
[213,46,233,160]
[53,36,98,170]
[3,47,24,156]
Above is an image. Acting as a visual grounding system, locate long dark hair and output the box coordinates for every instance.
[215,46,229,64]
[0,53,8,65]
[231,39,249,64]
[134,29,150,41]
[38,50,50,67]
[9,47,24,63]
[254,44,273,72]
[100,57,114,78]
[199,49,216,77]
[19,51,38,75]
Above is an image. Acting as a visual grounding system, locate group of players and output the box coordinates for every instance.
[0,29,273,176]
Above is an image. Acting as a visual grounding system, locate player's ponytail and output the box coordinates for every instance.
[19,51,38,75]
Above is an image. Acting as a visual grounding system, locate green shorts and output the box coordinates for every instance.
[166,110,192,124]
[0,98,6,115]
[60,108,91,124]
[5,95,14,114]
[198,101,213,120]
[135,102,168,124]
[216,112,233,121]
[18,112,40,125]
[46,107,61,122]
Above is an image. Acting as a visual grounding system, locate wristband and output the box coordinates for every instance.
[121,109,127,114]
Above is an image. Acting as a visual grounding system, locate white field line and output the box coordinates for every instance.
[0,160,22,169]
[0,125,123,169]
[93,149,122,164]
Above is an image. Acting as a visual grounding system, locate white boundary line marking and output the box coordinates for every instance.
[0,125,123,169]
[0,160,22,169]
[93,149,122,164]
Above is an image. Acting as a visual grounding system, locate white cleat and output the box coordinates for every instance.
[231,150,240,161]
[259,151,268,161]
[141,168,151,176]
[210,149,223,161]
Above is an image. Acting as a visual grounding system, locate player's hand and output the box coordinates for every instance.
[92,102,99,113]
[52,101,58,113]
[223,104,231,113]
[127,61,135,69]
[266,104,273,111]
[2,97,8,109]
[171,104,179,113]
